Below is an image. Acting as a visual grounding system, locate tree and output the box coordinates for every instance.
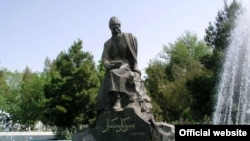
[202,0,242,122]
[0,69,9,112]
[204,0,241,74]
[145,32,213,123]
[1,70,22,123]
[0,69,24,130]
[43,39,99,138]
[165,32,212,80]
[14,67,46,130]
[96,60,106,84]
[144,59,167,121]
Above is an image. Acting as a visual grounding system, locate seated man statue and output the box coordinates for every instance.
[96,16,145,114]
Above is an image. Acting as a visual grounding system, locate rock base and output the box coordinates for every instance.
[72,108,175,141]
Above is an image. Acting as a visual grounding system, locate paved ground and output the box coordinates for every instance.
[0,132,59,141]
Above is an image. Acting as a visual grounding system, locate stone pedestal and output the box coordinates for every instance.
[72,108,175,141]
[73,108,152,141]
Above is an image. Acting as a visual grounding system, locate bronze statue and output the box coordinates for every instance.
[73,17,175,141]
[96,16,143,113]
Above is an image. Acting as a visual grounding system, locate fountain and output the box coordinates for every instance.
[213,0,250,125]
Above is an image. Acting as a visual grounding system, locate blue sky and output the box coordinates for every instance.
[0,0,234,76]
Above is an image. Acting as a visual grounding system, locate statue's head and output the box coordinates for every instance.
[109,16,122,37]
[109,16,121,29]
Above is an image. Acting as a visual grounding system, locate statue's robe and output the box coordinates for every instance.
[96,32,141,111]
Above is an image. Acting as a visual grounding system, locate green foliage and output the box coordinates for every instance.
[0,70,9,112]
[164,32,212,81]
[0,69,23,123]
[145,1,241,124]
[96,60,106,84]
[0,68,47,129]
[201,0,242,123]
[204,0,241,73]
[145,32,213,123]
[5,67,47,129]
[55,128,72,140]
[43,39,99,137]
[186,74,214,122]
[145,60,168,121]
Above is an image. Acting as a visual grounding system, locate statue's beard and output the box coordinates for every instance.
[112,32,121,38]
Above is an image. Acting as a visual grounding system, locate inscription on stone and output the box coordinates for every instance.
[101,117,135,133]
